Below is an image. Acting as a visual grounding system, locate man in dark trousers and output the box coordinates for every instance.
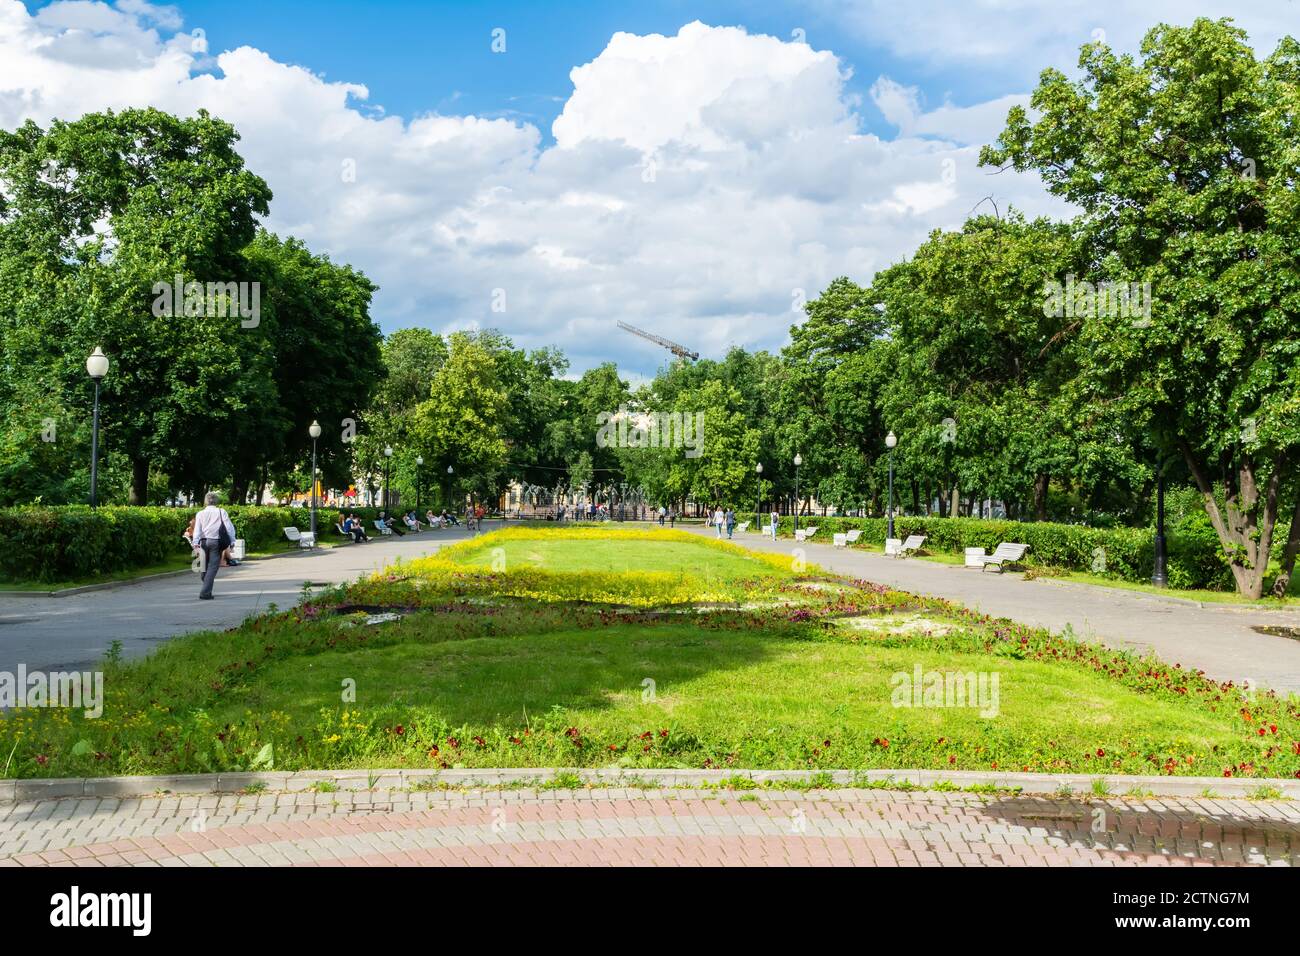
[192,492,237,600]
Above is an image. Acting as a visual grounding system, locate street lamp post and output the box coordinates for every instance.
[886,431,897,541]
[1152,455,1168,587]
[416,456,423,514]
[754,462,763,530]
[85,347,109,508]
[308,420,321,542]
[446,465,454,514]
[793,453,803,534]
[383,445,393,510]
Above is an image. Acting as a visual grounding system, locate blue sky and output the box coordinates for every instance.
[141,0,1004,142]
[8,1,1290,378]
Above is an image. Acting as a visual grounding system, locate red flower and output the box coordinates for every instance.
[1096,748,1105,757]
[948,755,956,764]
[394,725,405,735]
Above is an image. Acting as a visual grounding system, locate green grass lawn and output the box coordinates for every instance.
[211,617,1247,772]
[3,525,1297,780]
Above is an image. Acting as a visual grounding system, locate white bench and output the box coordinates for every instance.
[794,526,818,542]
[887,534,925,558]
[833,529,864,548]
[736,521,750,534]
[372,520,392,536]
[283,526,315,549]
[964,547,987,568]
[979,542,1029,573]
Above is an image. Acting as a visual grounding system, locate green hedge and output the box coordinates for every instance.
[0,505,388,583]
[760,513,1233,590]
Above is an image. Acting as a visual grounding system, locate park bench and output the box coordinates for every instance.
[885,534,925,558]
[372,520,393,536]
[978,542,1029,573]
[794,525,818,542]
[832,529,863,548]
[736,521,750,534]
[283,526,315,549]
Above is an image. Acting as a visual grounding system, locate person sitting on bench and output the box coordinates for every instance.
[378,510,406,535]
[342,513,367,543]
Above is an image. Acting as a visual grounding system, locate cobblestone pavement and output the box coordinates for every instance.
[1,789,1296,867]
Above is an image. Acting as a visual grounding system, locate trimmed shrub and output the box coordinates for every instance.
[771,514,1232,590]
[0,504,388,583]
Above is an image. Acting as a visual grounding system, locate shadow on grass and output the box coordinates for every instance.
[214,610,792,728]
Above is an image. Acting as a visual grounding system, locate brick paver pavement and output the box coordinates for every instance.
[1,788,1296,867]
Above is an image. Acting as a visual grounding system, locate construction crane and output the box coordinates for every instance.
[617,321,699,362]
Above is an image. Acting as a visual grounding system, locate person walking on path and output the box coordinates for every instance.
[713,507,725,537]
[192,492,237,600]
[725,508,736,539]
[770,510,779,540]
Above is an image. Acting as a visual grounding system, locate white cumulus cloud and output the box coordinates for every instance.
[0,1,1073,374]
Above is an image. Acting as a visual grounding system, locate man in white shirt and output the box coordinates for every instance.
[193,492,237,600]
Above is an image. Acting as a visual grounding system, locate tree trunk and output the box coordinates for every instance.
[128,457,149,506]
[949,484,960,519]
[1270,491,1300,598]
[1180,441,1282,599]
[911,480,920,516]
[1033,474,1049,522]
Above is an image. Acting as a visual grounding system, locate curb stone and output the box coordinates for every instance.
[4,768,1298,803]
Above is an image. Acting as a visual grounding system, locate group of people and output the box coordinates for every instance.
[342,508,467,541]
[183,493,493,601]
[708,507,781,539]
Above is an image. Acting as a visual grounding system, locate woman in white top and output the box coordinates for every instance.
[713,507,725,537]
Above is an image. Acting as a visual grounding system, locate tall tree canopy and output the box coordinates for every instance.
[981,17,1300,596]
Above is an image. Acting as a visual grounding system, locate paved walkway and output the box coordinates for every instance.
[689,527,1300,694]
[0,525,488,674]
[1,788,1295,867]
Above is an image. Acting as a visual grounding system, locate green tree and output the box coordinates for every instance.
[981,18,1300,595]
[0,108,273,504]
[412,333,509,507]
